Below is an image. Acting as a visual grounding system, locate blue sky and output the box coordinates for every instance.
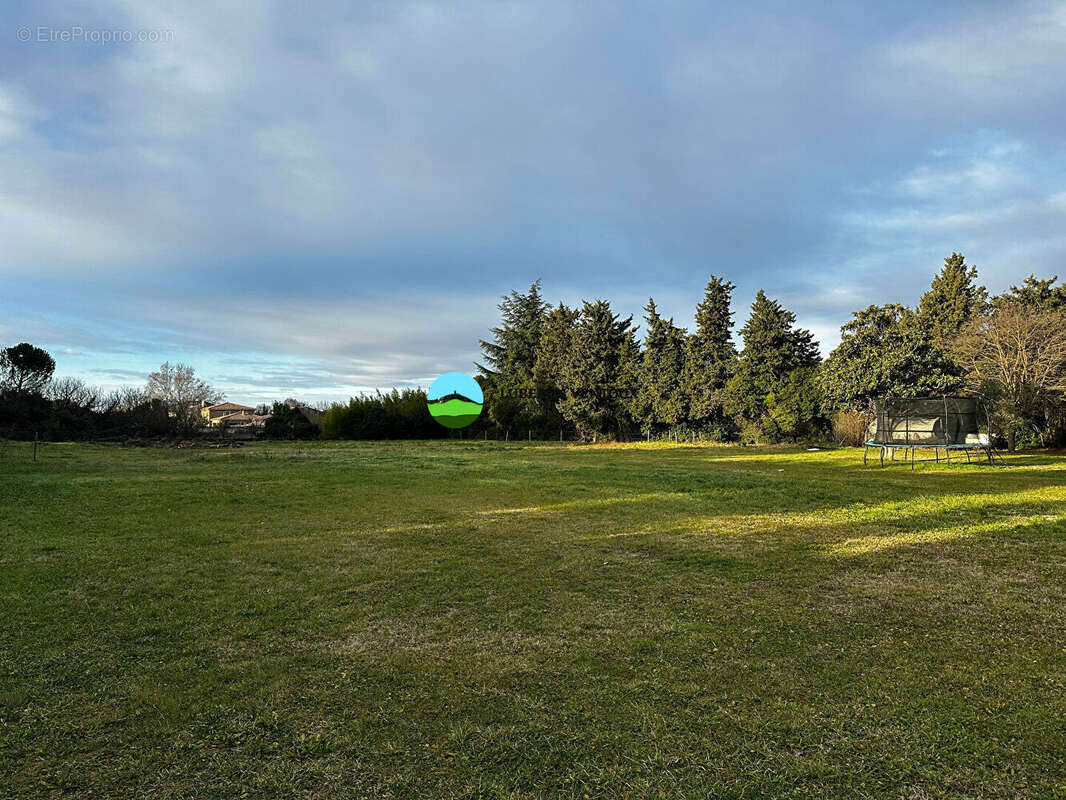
[2,1,1065,405]
[428,372,483,403]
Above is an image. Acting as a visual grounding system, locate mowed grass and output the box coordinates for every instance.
[2,442,1065,799]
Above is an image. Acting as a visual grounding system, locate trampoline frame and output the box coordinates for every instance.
[862,395,1005,468]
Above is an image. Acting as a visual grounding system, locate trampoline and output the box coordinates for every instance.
[863,396,1004,468]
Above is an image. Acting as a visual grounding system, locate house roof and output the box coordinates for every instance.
[207,402,253,411]
[216,412,258,423]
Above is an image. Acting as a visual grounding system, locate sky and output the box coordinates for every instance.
[2,0,1066,405]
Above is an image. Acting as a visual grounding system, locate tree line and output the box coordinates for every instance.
[476,255,1066,450]
[4,253,1065,448]
[0,354,317,442]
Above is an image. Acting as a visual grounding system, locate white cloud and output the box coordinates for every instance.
[883,1,1066,101]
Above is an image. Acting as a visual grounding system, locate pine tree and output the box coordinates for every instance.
[532,302,579,430]
[632,299,686,435]
[917,253,989,346]
[477,280,548,382]
[478,280,548,433]
[532,303,579,389]
[558,300,639,440]
[723,291,822,442]
[994,274,1066,312]
[677,276,737,438]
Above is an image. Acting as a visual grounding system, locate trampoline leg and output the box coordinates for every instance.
[935,448,940,463]
[863,446,868,466]
[879,447,885,467]
[911,447,915,470]
[945,446,950,464]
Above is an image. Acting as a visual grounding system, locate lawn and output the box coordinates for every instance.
[1,441,1065,799]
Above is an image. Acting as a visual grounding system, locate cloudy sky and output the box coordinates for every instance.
[3,1,1066,404]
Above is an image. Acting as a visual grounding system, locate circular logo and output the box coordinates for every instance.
[427,372,483,429]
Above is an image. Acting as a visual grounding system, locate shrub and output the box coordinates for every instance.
[832,409,870,447]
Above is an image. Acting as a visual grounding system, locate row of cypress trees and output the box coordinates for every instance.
[477,254,1066,445]
[477,276,822,442]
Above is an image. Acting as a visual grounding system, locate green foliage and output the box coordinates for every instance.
[723,291,822,442]
[994,274,1066,312]
[0,342,56,395]
[262,402,320,440]
[317,389,443,440]
[478,281,549,431]
[820,304,959,411]
[761,366,826,442]
[917,252,989,346]
[557,300,639,439]
[631,298,687,434]
[478,280,547,382]
[677,276,737,439]
[528,302,580,434]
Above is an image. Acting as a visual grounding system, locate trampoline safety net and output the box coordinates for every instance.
[869,396,984,446]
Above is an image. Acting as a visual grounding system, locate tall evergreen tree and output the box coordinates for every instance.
[820,304,960,411]
[994,274,1066,312]
[478,280,548,432]
[723,291,822,442]
[532,302,580,430]
[677,276,737,438]
[532,303,579,389]
[477,280,548,382]
[558,300,639,440]
[632,299,686,435]
[917,252,989,346]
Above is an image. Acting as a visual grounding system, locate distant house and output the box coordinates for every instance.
[196,400,317,429]
[288,402,323,422]
[200,402,270,428]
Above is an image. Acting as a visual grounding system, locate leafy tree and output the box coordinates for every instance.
[263,402,320,440]
[917,252,988,347]
[558,300,639,440]
[145,362,220,434]
[723,291,822,442]
[318,390,444,440]
[762,366,824,442]
[97,387,170,438]
[677,276,737,439]
[632,299,686,435]
[953,303,1066,450]
[0,343,56,395]
[820,304,959,411]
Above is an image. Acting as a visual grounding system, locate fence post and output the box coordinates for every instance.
[528,429,531,441]
[33,430,39,462]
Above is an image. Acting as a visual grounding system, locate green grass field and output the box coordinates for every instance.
[2,441,1065,799]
